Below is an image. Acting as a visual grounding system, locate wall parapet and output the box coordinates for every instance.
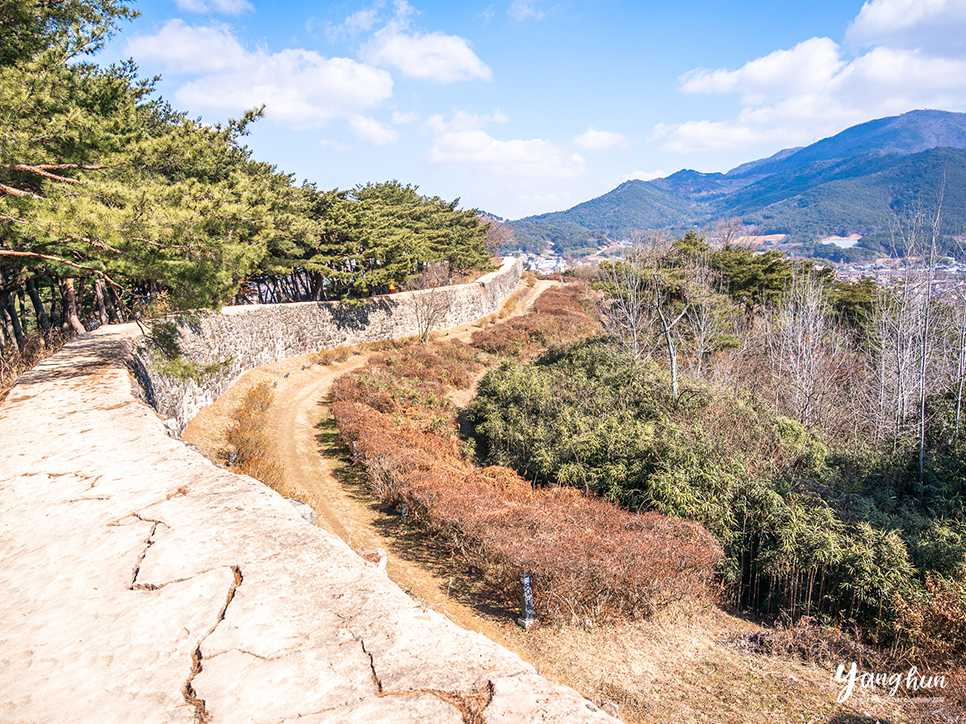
[136,257,522,433]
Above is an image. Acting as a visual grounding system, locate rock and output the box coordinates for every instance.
[285,498,318,525]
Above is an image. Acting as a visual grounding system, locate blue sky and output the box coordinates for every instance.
[101,0,966,219]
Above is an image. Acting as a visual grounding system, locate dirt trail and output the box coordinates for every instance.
[182,278,553,656]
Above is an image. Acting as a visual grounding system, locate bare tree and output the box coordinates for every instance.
[405,262,454,344]
[677,255,739,380]
[598,248,658,363]
[598,233,694,396]
[480,215,514,255]
[765,272,854,430]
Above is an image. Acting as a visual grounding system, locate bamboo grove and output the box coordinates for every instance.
[470,230,966,658]
[0,0,493,363]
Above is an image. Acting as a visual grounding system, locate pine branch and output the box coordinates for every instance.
[0,249,122,287]
[0,182,41,198]
[0,163,105,184]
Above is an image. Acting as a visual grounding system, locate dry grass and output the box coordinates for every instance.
[469,284,598,359]
[223,380,326,515]
[0,329,74,403]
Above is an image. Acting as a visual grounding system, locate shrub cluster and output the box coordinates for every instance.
[469,284,598,358]
[469,339,925,631]
[331,341,485,430]
[330,291,723,621]
[332,399,722,621]
[226,381,284,488]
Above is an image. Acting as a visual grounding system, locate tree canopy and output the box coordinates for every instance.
[0,1,493,352]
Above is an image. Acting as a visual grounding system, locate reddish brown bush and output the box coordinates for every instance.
[332,341,486,429]
[332,398,723,622]
[470,284,598,359]
[331,287,721,622]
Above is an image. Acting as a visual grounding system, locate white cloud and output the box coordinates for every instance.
[126,20,248,74]
[847,0,966,53]
[679,38,845,106]
[360,5,492,83]
[349,115,399,145]
[663,17,966,154]
[572,127,629,150]
[391,110,420,124]
[173,0,253,14]
[325,4,384,41]
[424,109,508,134]
[508,0,546,21]
[426,130,586,178]
[127,21,394,127]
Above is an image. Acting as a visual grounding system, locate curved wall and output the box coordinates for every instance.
[135,257,521,433]
[0,258,618,722]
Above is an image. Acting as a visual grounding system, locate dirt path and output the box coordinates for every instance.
[182,278,554,656]
[179,278,922,724]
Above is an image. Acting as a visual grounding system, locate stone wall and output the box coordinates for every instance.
[0,323,617,723]
[134,257,522,433]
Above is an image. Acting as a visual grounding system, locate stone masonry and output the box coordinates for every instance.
[136,258,522,433]
[0,267,618,723]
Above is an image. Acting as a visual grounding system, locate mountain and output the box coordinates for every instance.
[509,110,966,256]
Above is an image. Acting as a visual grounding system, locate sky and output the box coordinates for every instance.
[99,0,966,220]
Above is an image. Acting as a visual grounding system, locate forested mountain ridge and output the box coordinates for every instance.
[509,109,966,255]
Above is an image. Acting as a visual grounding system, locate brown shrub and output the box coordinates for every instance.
[332,398,723,623]
[470,284,598,359]
[226,381,284,488]
[729,616,884,668]
[894,573,966,668]
[330,284,720,623]
[332,341,486,430]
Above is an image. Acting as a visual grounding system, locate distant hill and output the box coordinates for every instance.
[508,110,966,256]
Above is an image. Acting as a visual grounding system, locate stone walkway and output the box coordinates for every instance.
[0,324,615,723]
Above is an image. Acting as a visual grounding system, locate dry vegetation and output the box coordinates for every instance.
[0,328,73,402]
[469,283,599,359]
[326,282,966,722]
[223,380,322,512]
[330,287,723,622]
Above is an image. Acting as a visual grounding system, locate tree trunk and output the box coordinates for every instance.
[93,279,110,326]
[954,300,966,446]
[17,289,30,334]
[26,277,51,332]
[61,278,86,335]
[0,292,26,350]
[103,281,121,323]
[48,280,61,330]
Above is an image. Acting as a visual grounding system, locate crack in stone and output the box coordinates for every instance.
[359,638,382,693]
[129,514,166,591]
[359,639,493,724]
[182,565,243,723]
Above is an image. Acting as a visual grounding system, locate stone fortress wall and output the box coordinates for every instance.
[136,257,522,433]
[0,256,618,722]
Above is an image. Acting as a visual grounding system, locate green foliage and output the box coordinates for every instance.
[139,315,228,384]
[0,4,494,334]
[708,245,793,308]
[469,335,965,631]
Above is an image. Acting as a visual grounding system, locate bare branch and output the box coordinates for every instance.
[0,163,104,184]
[0,182,41,199]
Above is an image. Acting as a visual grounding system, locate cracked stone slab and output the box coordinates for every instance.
[0,324,617,724]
